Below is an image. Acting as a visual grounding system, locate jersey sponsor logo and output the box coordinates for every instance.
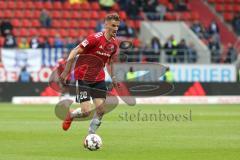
[94,32,103,38]
[96,51,111,57]
[81,39,89,47]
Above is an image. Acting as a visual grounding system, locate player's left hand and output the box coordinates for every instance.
[112,76,120,88]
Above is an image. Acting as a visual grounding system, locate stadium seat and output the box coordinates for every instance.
[81,11,90,19]
[22,19,32,28]
[71,11,81,19]
[19,28,29,37]
[12,29,19,37]
[223,13,234,21]
[35,1,43,10]
[92,2,100,10]
[63,2,71,10]
[61,20,70,28]
[62,11,71,19]
[72,3,81,10]
[13,10,24,19]
[59,29,69,37]
[0,1,6,9]
[52,20,61,28]
[0,37,4,47]
[16,1,25,9]
[234,0,240,3]
[49,29,58,37]
[33,10,41,18]
[79,20,89,28]
[215,4,224,12]
[26,1,35,9]
[69,29,79,38]
[52,10,62,19]
[87,29,95,35]
[81,2,90,10]
[233,5,240,12]
[191,12,200,21]
[39,28,48,37]
[181,12,191,21]
[11,19,21,28]
[225,4,233,12]
[90,11,100,19]
[119,11,127,20]
[112,3,120,11]
[6,1,15,9]
[44,1,53,10]
[89,20,97,29]
[4,10,13,19]
[71,20,79,28]
[29,28,38,37]
[99,11,107,19]
[24,10,34,19]
[53,2,62,10]
[32,20,41,27]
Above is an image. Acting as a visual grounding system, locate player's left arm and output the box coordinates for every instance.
[108,54,119,88]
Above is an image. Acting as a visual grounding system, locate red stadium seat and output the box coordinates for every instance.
[89,20,97,29]
[215,4,224,12]
[29,28,38,37]
[52,10,62,19]
[71,11,81,19]
[134,20,141,30]
[90,11,99,19]
[53,2,62,10]
[167,3,174,11]
[52,20,61,28]
[181,12,191,21]
[62,20,70,28]
[48,37,55,46]
[35,2,44,10]
[208,0,216,3]
[11,19,21,28]
[13,10,24,19]
[26,1,35,9]
[79,29,87,37]
[22,19,32,28]
[87,29,95,35]
[225,4,233,12]
[112,3,120,11]
[233,5,240,12]
[32,20,41,27]
[33,10,41,18]
[81,11,90,19]
[3,10,13,19]
[81,2,90,10]
[216,0,224,3]
[49,29,58,37]
[19,28,29,37]
[223,13,234,21]
[59,29,68,37]
[191,12,200,21]
[7,1,15,9]
[72,3,81,10]
[12,29,19,37]
[62,11,71,19]
[71,20,79,28]
[92,2,100,10]
[0,37,4,47]
[39,28,48,37]
[234,0,240,3]
[63,2,71,10]
[99,11,107,19]
[119,11,127,20]
[0,1,7,9]
[44,1,53,10]
[79,20,89,28]
[16,1,25,9]
[69,29,79,38]
[24,10,34,19]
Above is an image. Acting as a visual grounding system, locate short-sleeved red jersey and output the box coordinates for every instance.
[74,32,118,82]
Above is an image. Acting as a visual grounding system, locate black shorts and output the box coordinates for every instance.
[75,80,107,103]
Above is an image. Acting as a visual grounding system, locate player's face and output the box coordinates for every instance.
[105,20,120,38]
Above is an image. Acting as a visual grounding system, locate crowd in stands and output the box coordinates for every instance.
[0,0,238,65]
[232,13,240,35]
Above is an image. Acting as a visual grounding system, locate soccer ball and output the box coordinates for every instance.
[84,134,102,151]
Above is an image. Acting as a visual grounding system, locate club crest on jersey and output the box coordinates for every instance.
[104,43,117,54]
[81,39,89,47]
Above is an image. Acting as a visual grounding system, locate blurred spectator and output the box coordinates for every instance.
[126,1,141,20]
[0,20,13,37]
[156,3,167,21]
[99,0,115,11]
[18,66,32,83]
[30,36,41,49]
[65,37,75,52]
[54,34,64,49]
[143,0,159,20]
[187,43,197,63]
[164,35,177,63]
[126,21,136,37]
[191,21,206,39]
[41,37,51,66]
[232,13,240,35]
[125,66,136,81]
[95,20,104,32]
[208,36,221,63]
[224,43,237,63]
[40,9,52,28]
[18,38,30,49]
[177,39,188,62]
[150,36,161,62]
[208,20,219,35]
[171,0,188,11]
[117,21,128,37]
[3,30,17,48]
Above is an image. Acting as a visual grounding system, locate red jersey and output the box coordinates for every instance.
[74,32,118,82]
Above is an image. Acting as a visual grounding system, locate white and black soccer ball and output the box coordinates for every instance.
[84,134,102,151]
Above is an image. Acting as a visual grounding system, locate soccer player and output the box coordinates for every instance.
[59,13,120,134]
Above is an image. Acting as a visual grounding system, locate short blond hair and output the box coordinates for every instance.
[105,13,120,22]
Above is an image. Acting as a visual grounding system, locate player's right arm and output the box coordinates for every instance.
[60,45,83,83]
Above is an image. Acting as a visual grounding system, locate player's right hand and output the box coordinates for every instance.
[60,71,68,84]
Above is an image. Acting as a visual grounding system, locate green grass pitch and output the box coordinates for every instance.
[0,103,240,160]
